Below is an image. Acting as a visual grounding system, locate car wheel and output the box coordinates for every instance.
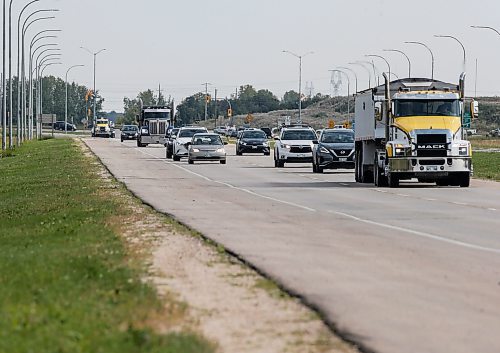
[166,149,172,159]
[264,152,270,156]
[173,155,181,162]
[188,159,194,165]
[220,160,226,165]
[388,173,400,188]
[312,163,317,173]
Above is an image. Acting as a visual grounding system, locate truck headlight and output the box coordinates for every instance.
[192,148,200,153]
[141,128,149,134]
[459,146,468,156]
[394,146,411,157]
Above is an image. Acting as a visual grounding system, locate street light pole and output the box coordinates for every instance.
[16,0,40,145]
[405,41,435,80]
[81,47,106,124]
[349,62,372,89]
[434,35,466,73]
[338,66,358,94]
[22,10,57,139]
[39,61,61,137]
[366,54,391,83]
[65,64,84,134]
[2,0,7,150]
[383,49,411,78]
[282,50,314,123]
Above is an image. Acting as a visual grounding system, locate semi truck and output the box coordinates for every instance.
[354,74,477,188]
[136,104,172,147]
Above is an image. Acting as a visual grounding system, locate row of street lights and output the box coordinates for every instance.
[282,25,500,120]
[1,1,107,150]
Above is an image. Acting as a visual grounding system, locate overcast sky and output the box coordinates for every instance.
[15,0,500,112]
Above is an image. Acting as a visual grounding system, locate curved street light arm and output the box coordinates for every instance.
[405,41,434,80]
[383,49,411,78]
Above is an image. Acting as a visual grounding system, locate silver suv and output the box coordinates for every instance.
[274,126,317,167]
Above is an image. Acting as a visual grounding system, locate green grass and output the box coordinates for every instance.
[473,152,500,181]
[0,139,213,353]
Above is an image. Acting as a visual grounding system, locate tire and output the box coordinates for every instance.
[188,159,194,165]
[173,155,181,162]
[120,138,124,143]
[312,163,317,173]
[236,149,242,156]
[374,155,388,187]
[264,152,270,156]
[317,166,324,173]
[388,173,400,188]
[354,150,360,182]
[166,149,172,159]
[459,173,470,188]
[220,160,226,165]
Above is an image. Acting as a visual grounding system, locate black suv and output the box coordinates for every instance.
[120,125,138,142]
[236,129,270,156]
[312,129,355,173]
[53,121,77,131]
[165,128,179,159]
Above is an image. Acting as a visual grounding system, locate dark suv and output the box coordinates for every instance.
[165,128,179,159]
[53,121,77,131]
[312,129,355,173]
[236,129,270,156]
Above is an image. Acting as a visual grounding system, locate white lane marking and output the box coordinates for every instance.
[329,210,500,255]
[136,149,316,213]
[424,198,437,201]
[488,208,497,212]
[339,183,350,187]
[453,202,468,206]
[397,194,411,197]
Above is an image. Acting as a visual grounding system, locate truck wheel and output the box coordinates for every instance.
[166,149,172,159]
[459,173,470,188]
[173,155,181,162]
[312,163,317,173]
[354,150,360,182]
[374,156,388,187]
[388,173,399,188]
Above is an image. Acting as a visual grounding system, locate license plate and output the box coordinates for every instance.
[426,166,438,171]
[339,158,347,162]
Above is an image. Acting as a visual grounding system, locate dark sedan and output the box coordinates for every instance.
[312,129,355,173]
[120,125,139,142]
[236,129,270,156]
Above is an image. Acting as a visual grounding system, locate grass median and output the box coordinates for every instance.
[473,152,500,181]
[0,139,213,353]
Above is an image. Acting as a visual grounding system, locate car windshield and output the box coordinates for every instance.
[242,131,266,139]
[394,99,461,117]
[123,126,137,132]
[282,130,316,140]
[179,129,206,138]
[321,131,354,143]
[192,135,223,145]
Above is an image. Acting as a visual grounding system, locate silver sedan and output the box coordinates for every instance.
[188,133,227,164]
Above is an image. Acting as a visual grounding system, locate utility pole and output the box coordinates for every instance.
[214,88,218,130]
[202,82,211,121]
[2,0,7,151]
[157,83,162,104]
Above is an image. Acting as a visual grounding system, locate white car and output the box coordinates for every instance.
[172,127,208,161]
[274,126,317,167]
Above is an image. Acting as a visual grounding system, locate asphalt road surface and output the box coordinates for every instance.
[85,137,500,353]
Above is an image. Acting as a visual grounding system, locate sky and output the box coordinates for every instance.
[11,0,500,112]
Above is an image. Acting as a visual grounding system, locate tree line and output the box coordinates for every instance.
[2,76,103,125]
[121,85,329,126]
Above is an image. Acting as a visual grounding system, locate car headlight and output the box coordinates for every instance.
[283,144,291,149]
[319,147,330,154]
[263,142,269,147]
[216,148,225,153]
[192,148,200,153]
[240,141,247,146]
[459,146,468,156]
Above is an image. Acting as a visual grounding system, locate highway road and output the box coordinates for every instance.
[85,137,500,353]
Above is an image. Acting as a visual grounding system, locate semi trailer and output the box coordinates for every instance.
[354,74,477,188]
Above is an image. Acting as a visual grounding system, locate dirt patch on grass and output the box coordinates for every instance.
[81,138,358,353]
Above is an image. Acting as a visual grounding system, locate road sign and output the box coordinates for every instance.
[245,114,254,124]
[228,108,233,117]
[328,119,335,128]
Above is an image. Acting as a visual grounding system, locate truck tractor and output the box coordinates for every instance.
[354,73,477,188]
[91,118,114,138]
[136,104,172,147]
